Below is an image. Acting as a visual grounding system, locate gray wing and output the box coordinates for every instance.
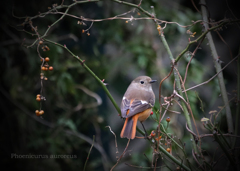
[121,98,154,118]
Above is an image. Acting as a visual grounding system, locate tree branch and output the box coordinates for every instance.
[200,0,234,135]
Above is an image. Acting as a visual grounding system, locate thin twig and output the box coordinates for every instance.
[183,55,239,92]
[200,134,240,138]
[83,135,95,171]
[106,126,119,160]
[159,65,174,111]
[183,36,205,85]
[110,139,131,171]
[143,153,152,166]
[160,103,170,122]
[215,97,235,120]
[172,99,184,112]
[175,19,240,63]
[161,104,181,114]
[75,85,102,109]
[192,149,205,171]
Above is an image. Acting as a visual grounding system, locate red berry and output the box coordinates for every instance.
[49,66,53,71]
[150,130,156,137]
[166,117,171,122]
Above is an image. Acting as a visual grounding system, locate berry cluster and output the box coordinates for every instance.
[41,57,53,72]
[35,94,45,116]
[35,109,44,116]
[35,40,54,116]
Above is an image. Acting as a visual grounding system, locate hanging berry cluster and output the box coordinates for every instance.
[35,40,53,117]
[41,57,53,72]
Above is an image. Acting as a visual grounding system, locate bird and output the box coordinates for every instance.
[120,76,156,139]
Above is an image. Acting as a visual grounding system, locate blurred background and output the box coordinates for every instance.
[0,0,239,170]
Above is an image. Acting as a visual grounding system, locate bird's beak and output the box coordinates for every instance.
[149,80,157,83]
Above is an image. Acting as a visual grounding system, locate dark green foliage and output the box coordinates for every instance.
[1,0,239,170]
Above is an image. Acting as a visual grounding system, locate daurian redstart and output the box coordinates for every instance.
[120,76,156,139]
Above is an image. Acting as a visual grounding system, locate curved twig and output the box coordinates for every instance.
[110,139,131,171]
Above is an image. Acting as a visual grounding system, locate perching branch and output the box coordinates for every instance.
[43,38,121,115]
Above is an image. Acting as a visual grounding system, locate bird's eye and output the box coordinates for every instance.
[140,81,144,84]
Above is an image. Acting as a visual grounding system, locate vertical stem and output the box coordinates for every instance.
[200,0,234,134]
[236,50,240,138]
[159,32,198,154]
[233,47,240,170]
[213,131,236,169]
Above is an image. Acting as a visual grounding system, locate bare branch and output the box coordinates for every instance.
[110,139,131,171]
[106,126,119,160]
[183,55,239,92]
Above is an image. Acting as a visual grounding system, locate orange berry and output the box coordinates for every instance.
[45,67,48,71]
[49,66,53,71]
[166,117,171,122]
[36,97,41,101]
[155,136,162,141]
[39,40,43,45]
[39,110,44,115]
[45,57,50,62]
[41,66,46,71]
[166,148,171,153]
[82,29,85,33]
[44,77,48,80]
[125,21,128,23]
[35,110,40,116]
[37,94,41,98]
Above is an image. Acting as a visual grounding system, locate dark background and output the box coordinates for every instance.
[0,0,239,170]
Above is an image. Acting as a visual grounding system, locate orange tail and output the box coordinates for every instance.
[120,114,139,139]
